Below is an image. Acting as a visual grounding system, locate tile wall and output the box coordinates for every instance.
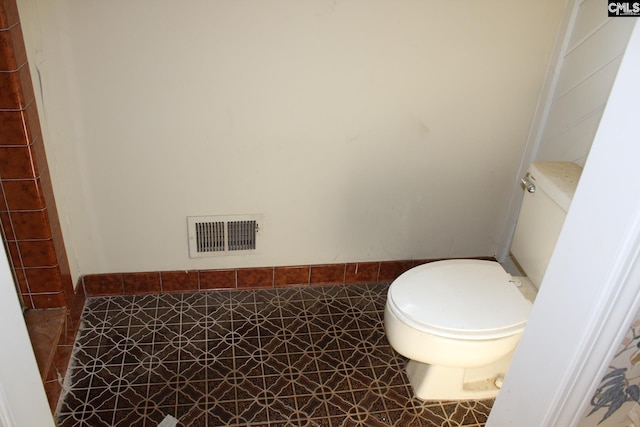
[0,0,85,412]
[0,0,82,312]
[82,260,437,297]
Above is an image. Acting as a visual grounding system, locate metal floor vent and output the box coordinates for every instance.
[187,215,262,258]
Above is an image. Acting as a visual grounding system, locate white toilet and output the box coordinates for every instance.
[384,161,582,400]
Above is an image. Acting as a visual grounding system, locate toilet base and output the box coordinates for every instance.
[405,351,513,401]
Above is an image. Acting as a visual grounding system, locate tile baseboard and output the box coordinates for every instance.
[80,257,496,297]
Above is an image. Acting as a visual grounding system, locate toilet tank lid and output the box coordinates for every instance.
[387,260,533,339]
[529,162,583,212]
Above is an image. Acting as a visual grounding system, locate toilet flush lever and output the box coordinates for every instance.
[521,174,536,193]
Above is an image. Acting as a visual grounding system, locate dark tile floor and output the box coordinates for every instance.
[56,283,493,426]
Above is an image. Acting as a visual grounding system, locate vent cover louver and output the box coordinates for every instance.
[188,215,261,258]
[228,220,257,251]
[195,221,225,253]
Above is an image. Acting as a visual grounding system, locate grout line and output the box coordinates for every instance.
[58,283,494,425]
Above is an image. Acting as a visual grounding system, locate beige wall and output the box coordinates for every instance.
[17,0,565,282]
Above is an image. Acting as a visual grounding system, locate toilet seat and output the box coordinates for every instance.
[387,259,532,340]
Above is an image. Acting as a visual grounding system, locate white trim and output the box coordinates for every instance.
[559,225,640,424]
[487,19,640,426]
[0,244,55,426]
[0,382,17,427]
[543,19,640,426]
[497,0,579,262]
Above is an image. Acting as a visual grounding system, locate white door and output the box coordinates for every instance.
[0,244,55,427]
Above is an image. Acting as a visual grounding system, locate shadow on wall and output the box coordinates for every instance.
[338,117,434,260]
[338,115,512,261]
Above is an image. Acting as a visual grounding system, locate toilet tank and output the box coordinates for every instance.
[510,161,583,289]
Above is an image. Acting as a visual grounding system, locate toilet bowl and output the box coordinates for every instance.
[384,259,532,400]
[383,162,583,401]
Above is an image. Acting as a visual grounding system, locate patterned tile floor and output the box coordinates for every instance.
[56,283,493,426]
